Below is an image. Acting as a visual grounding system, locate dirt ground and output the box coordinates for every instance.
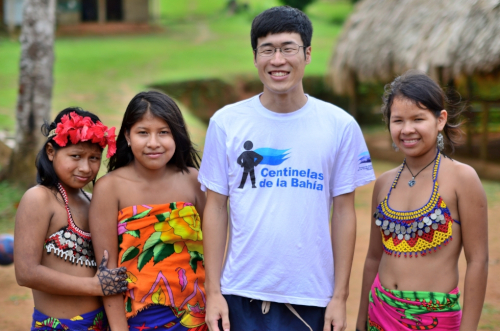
[1,161,499,330]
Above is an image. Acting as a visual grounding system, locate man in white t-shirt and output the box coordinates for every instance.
[199,6,375,331]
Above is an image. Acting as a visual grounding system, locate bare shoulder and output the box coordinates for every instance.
[177,167,201,191]
[443,157,482,192]
[19,185,55,209]
[92,169,127,198]
[186,167,200,182]
[373,165,401,199]
[16,185,56,224]
[94,167,130,190]
[93,172,114,192]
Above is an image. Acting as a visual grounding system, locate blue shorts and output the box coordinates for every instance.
[222,294,328,331]
[31,306,108,330]
[128,304,207,330]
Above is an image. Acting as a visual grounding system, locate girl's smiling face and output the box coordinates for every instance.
[390,97,447,157]
[125,111,176,171]
[47,142,102,190]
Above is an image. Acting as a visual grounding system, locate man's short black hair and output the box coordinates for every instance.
[251,6,313,54]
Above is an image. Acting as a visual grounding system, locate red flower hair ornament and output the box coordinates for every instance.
[47,112,117,158]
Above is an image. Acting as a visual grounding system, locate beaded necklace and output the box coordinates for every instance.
[374,152,459,257]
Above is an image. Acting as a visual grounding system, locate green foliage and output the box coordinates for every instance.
[279,0,316,11]
[143,231,161,251]
[151,79,240,123]
[159,0,227,22]
[0,182,24,233]
[126,297,132,313]
[155,212,170,222]
[189,251,204,273]
[125,230,140,238]
[153,243,175,265]
[137,247,155,271]
[0,3,344,135]
[121,246,140,263]
[306,0,353,25]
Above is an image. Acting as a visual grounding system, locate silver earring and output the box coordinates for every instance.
[437,133,444,151]
[392,142,399,152]
[127,142,130,147]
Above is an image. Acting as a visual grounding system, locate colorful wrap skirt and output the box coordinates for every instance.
[31,306,108,330]
[128,304,206,330]
[368,275,462,330]
[118,202,207,330]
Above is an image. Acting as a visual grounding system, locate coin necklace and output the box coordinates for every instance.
[404,153,438,187]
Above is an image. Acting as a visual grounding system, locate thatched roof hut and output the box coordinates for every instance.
[329,0,500,94]
[328,0,500,160]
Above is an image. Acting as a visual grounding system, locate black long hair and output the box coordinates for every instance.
[36,107,103,188]
[381,70,464,153]
[107,91,201,172]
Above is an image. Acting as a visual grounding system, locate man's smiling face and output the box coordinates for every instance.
[254,32,311,96]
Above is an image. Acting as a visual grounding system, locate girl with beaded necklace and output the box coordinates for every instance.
[356,71,488,331]
[14,108,129,331]
[89,91,207,331]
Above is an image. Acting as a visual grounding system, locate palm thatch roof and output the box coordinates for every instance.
[328,0,500,96]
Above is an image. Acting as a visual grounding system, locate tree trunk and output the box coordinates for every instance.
[3,0,56,187]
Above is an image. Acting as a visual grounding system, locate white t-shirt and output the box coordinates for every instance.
[198,94,375,307]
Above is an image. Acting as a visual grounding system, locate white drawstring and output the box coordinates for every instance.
[284,303,313,331]
[250,300,313,331]
[261,300,271,314]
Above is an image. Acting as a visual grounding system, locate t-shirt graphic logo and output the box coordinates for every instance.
[358,151,371,164]
[253,147,290,165]
[237,141,264,189]
[358,151,373,171]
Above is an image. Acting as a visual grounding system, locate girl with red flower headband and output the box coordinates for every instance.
[14,107,127,331]
[89,91,208,331]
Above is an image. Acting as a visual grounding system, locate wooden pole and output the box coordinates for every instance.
[480,102,489,161]
[150,0,161,24]
[2,0,55,186]
[98,0,106,24]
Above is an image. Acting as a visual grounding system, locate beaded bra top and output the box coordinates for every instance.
[374,152,461,257]
[44,183,96,267]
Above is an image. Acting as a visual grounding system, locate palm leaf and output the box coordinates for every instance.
[121,246,140,263]
[125,230,140,238]
[120,209,151,223]
[153,243,175,265]
[143,231,161,251]
[189,251,204,274]
[155,212,170,222]
[137,248,154,271]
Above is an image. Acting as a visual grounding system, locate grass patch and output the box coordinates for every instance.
[8,294,30,302]
[307,0,353,25]
[483,180,500,205]
[479,303,500,329]
[0,2,345,133]
[0,182,24,234]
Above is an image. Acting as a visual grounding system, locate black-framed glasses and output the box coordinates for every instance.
[254,43,305,57]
